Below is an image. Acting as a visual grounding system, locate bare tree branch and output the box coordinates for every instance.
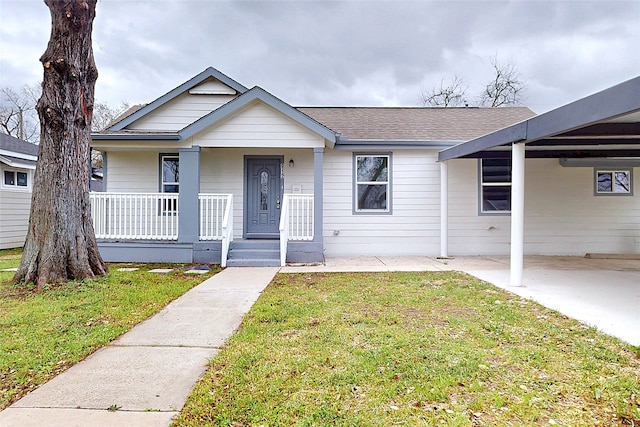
[0,84,41,143]
[421,75,468,107]
[480,56,526,107]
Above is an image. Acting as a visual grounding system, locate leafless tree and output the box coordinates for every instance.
[420,75,468,107]
[92,100,130,131]
[15,0,107,287]
[480,56,526,107]
[0,84,41,143]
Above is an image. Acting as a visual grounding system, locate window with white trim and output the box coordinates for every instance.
[354,154,391,214]
[595,169,632,195]
[2,168,30,190]
[480,158,511,213]
[160,155,179,213]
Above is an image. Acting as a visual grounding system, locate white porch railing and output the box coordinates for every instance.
[279,194,314,266]
[198,193,234,267]
[90,193,179,240]
[198,194,233,240]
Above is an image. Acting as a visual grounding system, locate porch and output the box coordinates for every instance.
[89,192,316,267]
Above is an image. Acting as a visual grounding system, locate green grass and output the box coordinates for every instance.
[0,249,219,409]
[175,272,640,426]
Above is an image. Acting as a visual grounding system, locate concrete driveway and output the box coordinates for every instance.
[282,255,640,346]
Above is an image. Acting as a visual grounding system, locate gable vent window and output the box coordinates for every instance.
[480,158,511,214]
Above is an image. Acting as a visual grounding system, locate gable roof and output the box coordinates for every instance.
[298,107,536,147]
[0,133,39,157]
[107,67,248,131]
[0,133,38,169]
[180,86,338,144]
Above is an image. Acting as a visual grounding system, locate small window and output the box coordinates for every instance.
[480,158,511,213]
[595,169,632,195]
[354,154,391,214]
[160,155,179,213]
[2,169,29,190]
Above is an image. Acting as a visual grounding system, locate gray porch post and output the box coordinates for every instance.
[178,146,201,243]
[313,147,324,247]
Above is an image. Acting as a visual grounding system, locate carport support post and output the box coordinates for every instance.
[440,160,448,258]
[510,142,525,286]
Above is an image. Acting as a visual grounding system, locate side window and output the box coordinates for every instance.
[595,169,632,196]
[160,155,179,213]
[2,168,30,190]
[480,158,511,214]
[354,154,391,214]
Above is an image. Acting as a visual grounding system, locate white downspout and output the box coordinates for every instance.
[440,160,448,258]
[510,142,525,286]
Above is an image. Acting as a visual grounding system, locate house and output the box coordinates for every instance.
[0,133,38,249]
[90,67,640,270]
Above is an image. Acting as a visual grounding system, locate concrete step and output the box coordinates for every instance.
[227,239,280,267]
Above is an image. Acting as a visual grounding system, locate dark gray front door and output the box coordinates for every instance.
[245,156,282,238]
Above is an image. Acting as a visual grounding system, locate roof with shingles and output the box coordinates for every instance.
[0,133,39,156]
[297,106,536,142]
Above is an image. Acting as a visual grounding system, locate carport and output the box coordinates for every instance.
[438,76,640,287]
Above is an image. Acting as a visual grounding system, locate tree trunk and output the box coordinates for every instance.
[15,0,107,288]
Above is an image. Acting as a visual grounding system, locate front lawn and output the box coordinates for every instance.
[175,271,640,426]
[0,249,218,409]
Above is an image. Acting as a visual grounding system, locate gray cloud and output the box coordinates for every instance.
[1,0,638,114]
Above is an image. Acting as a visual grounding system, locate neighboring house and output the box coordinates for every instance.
[90,67,640,268]
[0,133,38,249]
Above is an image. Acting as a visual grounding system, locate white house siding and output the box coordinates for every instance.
[448,158,640,256]
[128,91,237,132]
[322,149,441,257]
[105,151,161,192]
[0,189,31,249]
[200,147,314,238]
[192,102,325,149]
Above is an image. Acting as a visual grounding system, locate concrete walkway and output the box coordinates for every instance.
[0,267,278,427]
[1,256,638,426]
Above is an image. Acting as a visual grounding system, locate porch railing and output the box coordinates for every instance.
[198,193,233,240]
[90,192,179,240]
[198,193,234,267]
[279,194,314,266]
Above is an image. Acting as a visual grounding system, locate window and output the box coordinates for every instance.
[595,169,632,195]
[480,158,511,213]
[160,155,179,213]
[354,154,391,214]
[2,169,29,190]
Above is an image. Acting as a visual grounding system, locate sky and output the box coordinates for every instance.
[1,0,639,115]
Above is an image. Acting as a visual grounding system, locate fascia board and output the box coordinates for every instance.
[108,67,249,131]
[526,76,640,142]
[334,139,460,150]
[438,122,528,161]
[0,155,37,169]
[0,149,38,162]
[179,86,338,144]
[91,134,181,141]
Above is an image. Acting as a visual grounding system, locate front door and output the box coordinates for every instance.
[245,156,283,238]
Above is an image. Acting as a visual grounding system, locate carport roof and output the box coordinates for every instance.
[438,76,640,161]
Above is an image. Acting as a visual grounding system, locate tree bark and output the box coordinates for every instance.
[15,0,107,288]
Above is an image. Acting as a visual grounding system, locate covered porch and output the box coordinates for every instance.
[90,145,327,267]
